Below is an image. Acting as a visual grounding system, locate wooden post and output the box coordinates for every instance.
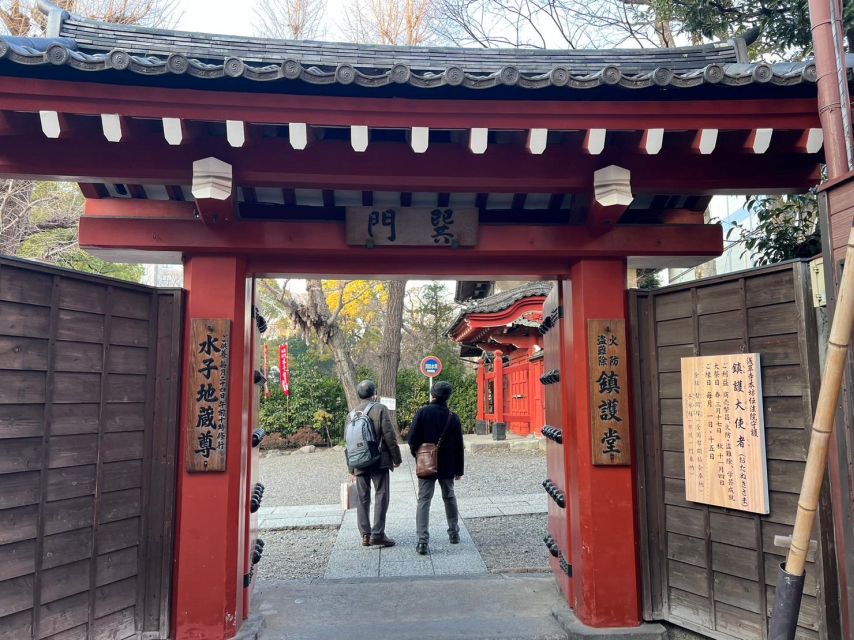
[173,255,250,640]
[561,259,641,627]
[494,350,505,425]
[477,362,486,421]
[786,227,854,575]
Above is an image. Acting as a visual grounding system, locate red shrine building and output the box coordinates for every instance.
[0,1,842,639]
[449,283,550,436]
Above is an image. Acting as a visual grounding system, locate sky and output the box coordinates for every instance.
[176,0,349,40]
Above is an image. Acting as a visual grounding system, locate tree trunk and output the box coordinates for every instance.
[378,280,406,423]
[303,279,360,409]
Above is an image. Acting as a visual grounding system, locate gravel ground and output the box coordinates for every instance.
[455,448,547,499]
[466,514,550,573]
[259,448,350,506]
[255,528,337,582]
[260,446,547,507]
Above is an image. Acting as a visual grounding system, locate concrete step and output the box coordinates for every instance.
[254,573,570,640]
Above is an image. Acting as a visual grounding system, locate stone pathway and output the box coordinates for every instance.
[257,504,344,529]
[256,492,546,529]
[325,456,489,578]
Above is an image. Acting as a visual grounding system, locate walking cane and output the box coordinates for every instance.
[769,226,854,639]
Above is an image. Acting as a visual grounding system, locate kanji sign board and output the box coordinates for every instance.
[588,319,630,466]
[346,207,478,247]
[186,319,230,472]
[680,353,769,514]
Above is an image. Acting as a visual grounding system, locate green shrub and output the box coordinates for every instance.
[259,342,349,441]
[259,340,479,440]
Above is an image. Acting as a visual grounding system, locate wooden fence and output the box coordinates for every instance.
[0,257,182,640]
[630,260,841,639]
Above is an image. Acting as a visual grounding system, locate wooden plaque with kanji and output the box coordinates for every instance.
[588,319,630,466]
[680,353,769,514]
[345,207,478,247]
[186,319,231,472]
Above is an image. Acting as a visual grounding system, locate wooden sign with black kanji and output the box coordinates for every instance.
[345,207,478,247]
[186,319,230,472]
[588,319,630,466]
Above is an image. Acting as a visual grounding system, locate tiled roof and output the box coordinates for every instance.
[0,2,826,92]
[447,282,552,336]
[464,282,552,314]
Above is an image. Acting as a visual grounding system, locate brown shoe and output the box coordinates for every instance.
[362,534,371,547]
[369,535,396,547]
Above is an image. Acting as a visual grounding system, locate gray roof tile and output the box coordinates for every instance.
[0,3,828,92]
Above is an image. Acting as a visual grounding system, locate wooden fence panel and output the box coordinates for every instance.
[633,262,840,640]
[0,258,181,640]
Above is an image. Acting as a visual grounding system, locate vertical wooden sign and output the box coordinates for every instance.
[681,353,769,514]
[588,319,630,465]
[186,319,230,472]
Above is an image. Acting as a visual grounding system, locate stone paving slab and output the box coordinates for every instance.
[260,515,343,530]
[254,573,571,640]
[463,434,546,453]
[269,504,343,517]
[324,457,488,579]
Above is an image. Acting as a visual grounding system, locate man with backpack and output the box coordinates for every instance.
[407,381,464,556]
[344,379,402,547]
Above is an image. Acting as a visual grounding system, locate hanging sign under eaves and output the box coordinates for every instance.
[346,207,478,247]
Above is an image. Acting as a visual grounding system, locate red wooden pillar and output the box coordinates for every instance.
[560,259,640,628]
[493,350,505,424]
[173,255,251,640]
[476,361,486,421]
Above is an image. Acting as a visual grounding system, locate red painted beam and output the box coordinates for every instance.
[79,216,724,277]
[587,200,630,232]
[0,77,822,130]
[1,135,822,194]
[195,197,235,225]
[85,198,196,219]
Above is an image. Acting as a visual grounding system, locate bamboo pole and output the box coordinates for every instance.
[785,226,854,576]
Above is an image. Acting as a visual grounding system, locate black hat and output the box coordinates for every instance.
[431,381,453,402]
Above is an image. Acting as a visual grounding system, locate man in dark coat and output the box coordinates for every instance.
[407,381,465,555]
[347,379,402,547]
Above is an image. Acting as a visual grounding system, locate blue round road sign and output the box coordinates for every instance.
[420,355,443,378]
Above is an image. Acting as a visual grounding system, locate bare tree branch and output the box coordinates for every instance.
[342,0,436,45]
[253,0,326,39]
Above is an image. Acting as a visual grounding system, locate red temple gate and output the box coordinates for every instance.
[0,2,840,638]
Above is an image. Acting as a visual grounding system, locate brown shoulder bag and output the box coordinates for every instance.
[415,410,452,478]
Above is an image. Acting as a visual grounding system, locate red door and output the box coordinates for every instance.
[507,366,530,434]
[542,286,573,600]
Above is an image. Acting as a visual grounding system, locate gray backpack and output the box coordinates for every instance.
[344,403,382,469]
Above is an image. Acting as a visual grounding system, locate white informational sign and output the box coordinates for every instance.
[380,397,397,411]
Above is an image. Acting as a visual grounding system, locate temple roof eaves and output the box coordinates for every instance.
[447,282,552,339]
[3,2,823,93]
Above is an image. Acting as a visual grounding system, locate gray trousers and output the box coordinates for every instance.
[356,468,390,537]
[416,477,460,544]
